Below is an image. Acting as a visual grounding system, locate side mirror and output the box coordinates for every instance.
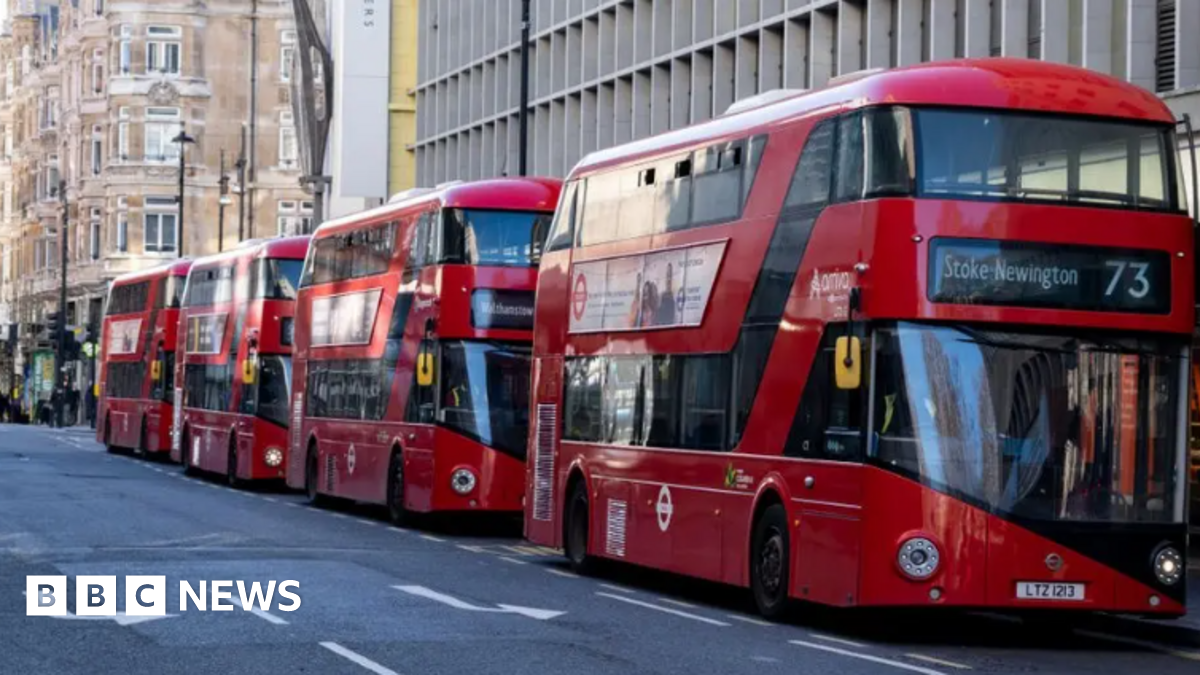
[416,345,435,387]
[835,336,861,390]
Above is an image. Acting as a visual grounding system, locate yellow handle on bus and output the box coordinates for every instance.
[416,351,435,387]
[150,360,162,382]
[242,357,256,385]
[835,336,861,390]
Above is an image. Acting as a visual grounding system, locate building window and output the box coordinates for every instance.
[280,30,296,83]
[146,26,182,76]
[90,212,101,260]
[95,0,104,16]
[115,210,128,252]
[91,49,104,94]
[144,107,182,163]
[279,110,298,168]
[91,125,103,175]
[144,197,178,253]
[116,24,132,74]
[45,156,60,200]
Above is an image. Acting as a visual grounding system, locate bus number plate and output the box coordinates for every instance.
[1016,582,1084,601]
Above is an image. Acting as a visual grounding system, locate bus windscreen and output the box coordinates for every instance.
[442,209,552,267]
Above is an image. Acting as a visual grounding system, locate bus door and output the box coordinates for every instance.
[400,337,438,511]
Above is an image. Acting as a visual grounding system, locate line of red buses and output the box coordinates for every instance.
[95,58,1192,620]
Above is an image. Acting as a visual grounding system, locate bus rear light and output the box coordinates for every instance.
[1153,546,1182,585]
[451,468,477,495]
[897,537,940,580]
[264,447,284,467]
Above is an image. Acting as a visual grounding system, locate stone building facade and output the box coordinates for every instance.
[0,0,310,410]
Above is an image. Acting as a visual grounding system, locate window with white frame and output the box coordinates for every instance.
[4,63,12,98]
[276,199,313,235]
[3,124,11,159]
[144,196,178,253]
[116,106,129,161]
[95,0,104,16]
[45,155,60,200]
[280,30,296,83]
[116,24,131,74]
[146,26,182,75]
[144,107,181,163]
[90,208,101,260]
[91,48,104,94]
[91,126,103,175]
[279,110,297,168]
[21,45,31,77]
[115,206,128,253]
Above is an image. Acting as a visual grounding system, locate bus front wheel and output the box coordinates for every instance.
[227,434,242,489]
[181,429,196,476]
[565,482,595,574]
[750,503,791,620]
[386,449,407,525]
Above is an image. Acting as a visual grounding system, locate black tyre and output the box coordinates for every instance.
[305,441,324,505]
[564,481,595,574]
[181,428,197,476]
[134,419,148,458]
[227,435,241,489]
[104,415,118,454]
[750,503,791,620]
[386,449,407,525]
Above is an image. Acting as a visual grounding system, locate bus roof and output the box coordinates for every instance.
[313,177,562,240]
[109,258,193,287]
[188,235,312,271]
[573,58,1176,176]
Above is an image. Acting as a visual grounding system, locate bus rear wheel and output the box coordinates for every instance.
[386,449,407,525]
[134,418,148,458]
[564,481,595,574]
[181,428,196,476]
[227,435,242,489]
[750,503,791,620]
[305,442,325,506]
[103,415,118,455]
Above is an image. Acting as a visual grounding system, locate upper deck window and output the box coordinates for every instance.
[302,221,396,286]
[154,275,184,309]
[441,209,551,267]
[185,266,234,307]
[915,108,1182,212]
[252,257,303,300]
[106,280,149,315]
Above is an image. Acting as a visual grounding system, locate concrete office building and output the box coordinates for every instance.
[413,0,1200,194]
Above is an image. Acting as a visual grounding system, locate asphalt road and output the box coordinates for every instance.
[2,424,1198,675]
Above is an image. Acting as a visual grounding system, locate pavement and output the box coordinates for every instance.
[2,423,1199,674]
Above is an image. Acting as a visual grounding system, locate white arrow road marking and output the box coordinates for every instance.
[790,640,948,675]
[392,585,565,620]
[320,642,400,675]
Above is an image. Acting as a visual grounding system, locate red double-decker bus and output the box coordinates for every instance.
[287,178,559,523]
[97,259,192,456]
[170,236,309,486]
[525,59,1193,619]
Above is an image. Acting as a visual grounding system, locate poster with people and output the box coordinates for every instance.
[568,241,726,333]
[310,288,382,346]
[106,319,142,356]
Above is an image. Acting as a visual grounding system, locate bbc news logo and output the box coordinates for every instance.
[26,576,302,616]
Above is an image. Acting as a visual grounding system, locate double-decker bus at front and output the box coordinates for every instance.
[97,259,191,456]
[170,236,310,486]
[525,58,1194,619]
[287,178,559,523]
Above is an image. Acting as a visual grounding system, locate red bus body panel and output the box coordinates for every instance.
[288,178,560,515]
[96,259,192,455]
[525,58,1191,617]
[170,236,309,481]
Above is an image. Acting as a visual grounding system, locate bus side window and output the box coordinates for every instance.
[785,326,866,461]
[545,181,579,253]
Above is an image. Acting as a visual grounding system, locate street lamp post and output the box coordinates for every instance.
[54,179,67,428]
[172,128,196,257]
[218,149,231,252]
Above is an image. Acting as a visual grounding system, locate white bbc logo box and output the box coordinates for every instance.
[26,575,167,616]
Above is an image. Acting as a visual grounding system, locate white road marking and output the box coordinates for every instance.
[790,641,947,675]
[499,556,528,566]
[659,597,696,609]
[595,592,730,626]
[1074,629,1200,662]
[354,518,377,526]
[598,583,636,594]
[393,585,565,620]
[419,534,445,542]
[250,608,289,625]
[319,642,400,675]
[811,633,868,648]
[329,512,348,519]
[727,614,774,627]
[285,502,301,507]
[546,569,580,579]
[261,497,277,503]
[905,654,972,670]
[456,545,485,553]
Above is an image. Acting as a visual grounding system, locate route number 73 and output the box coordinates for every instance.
[1104,261,1151,299]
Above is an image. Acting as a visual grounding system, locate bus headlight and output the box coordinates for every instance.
[264,447,284,468]
[450,468,477,495]
[1153,546,1182,585]
[898,537,940,580]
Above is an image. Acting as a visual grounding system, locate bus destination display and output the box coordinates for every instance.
[928,238,1170,314]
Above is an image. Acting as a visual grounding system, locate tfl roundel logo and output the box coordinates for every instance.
[572,274,589,321]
